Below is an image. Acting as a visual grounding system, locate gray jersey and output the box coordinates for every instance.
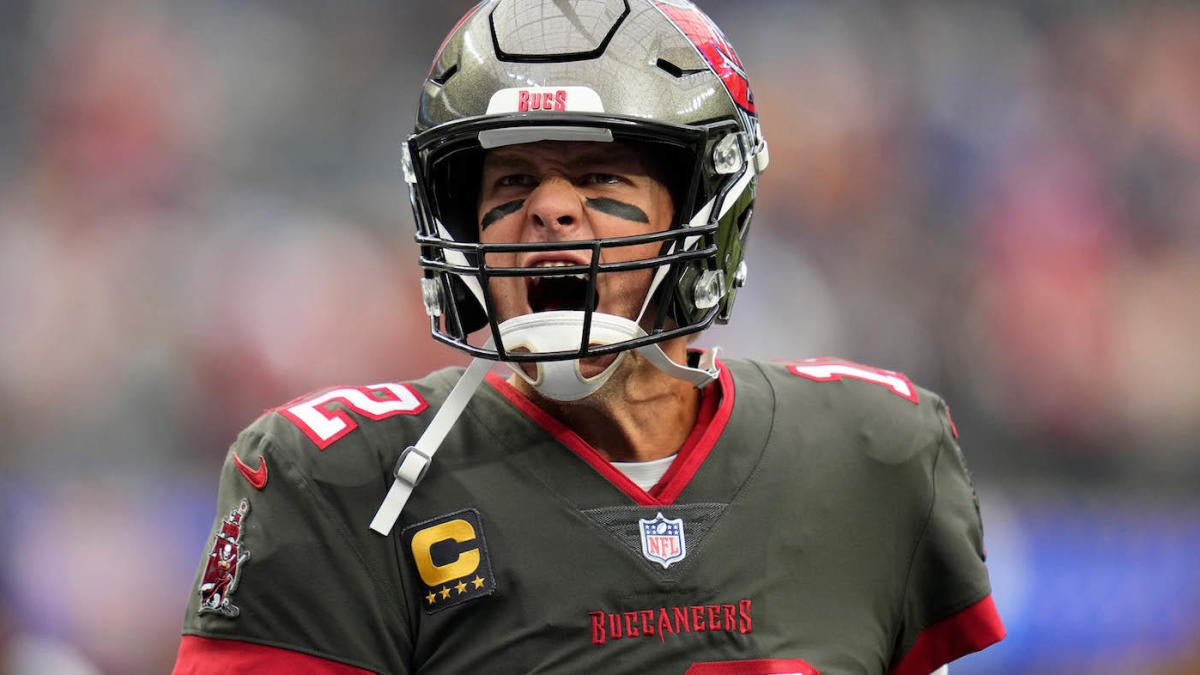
[176,357,1003,674]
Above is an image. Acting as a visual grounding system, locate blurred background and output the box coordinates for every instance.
[0,0,1197,673]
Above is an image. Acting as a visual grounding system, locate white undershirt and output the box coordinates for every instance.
[611,454,677,491]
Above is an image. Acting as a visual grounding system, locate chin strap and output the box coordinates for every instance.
[498,311,638,401]
[499,311,719,400]
[636,343,720,389]
[369,355,493,535]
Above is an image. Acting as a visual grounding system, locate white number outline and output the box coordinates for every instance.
[276,383,428,450]
[787,358,919,404]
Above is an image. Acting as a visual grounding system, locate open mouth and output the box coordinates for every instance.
[527,263,598,313]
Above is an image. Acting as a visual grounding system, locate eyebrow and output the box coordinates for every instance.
[481,153,537,173]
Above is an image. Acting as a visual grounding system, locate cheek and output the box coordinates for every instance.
[599,265,656,298]
[653,189,674,230]
[479,220,521,267]
[485,275,526,316]
[482,251,519,279]
[478,200,522,243]
[479,217,535,253]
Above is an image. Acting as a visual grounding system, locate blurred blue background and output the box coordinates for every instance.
[1,1,1198,673]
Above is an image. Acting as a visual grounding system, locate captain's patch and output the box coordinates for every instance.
[403,508,496,614]
[640,512,687,569]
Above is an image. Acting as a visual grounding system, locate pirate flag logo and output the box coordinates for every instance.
[198,499,251,617]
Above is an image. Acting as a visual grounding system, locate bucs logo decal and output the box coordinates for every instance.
[640,512,687,569]
[655,1,755,113]
[198,499,251,617]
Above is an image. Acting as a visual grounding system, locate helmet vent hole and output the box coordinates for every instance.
[431,63,459,86]
[655,58,703,79]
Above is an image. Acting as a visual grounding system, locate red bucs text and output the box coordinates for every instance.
[518,89,567,112]
[589,600,752,645]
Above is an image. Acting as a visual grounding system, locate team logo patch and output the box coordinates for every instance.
[639,512,687,569]
[198,499,251,618]
[403,508,496,614]
[655,1,755,113]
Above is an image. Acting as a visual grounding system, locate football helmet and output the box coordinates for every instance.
[405,0,768,394]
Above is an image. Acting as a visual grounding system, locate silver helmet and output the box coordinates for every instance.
[406,0,769,367]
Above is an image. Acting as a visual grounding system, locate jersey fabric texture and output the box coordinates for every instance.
[174,357,1004,675]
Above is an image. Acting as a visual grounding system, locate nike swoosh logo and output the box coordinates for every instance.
[233,453,268,490]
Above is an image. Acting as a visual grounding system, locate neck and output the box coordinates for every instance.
[510,337,700,462]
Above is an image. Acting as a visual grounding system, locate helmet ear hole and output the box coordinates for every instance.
[444,275,488,336]
[430,146,484,244]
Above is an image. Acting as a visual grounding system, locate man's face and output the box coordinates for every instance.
[476,140,675,329]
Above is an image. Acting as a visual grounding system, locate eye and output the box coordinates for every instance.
[496,174,537,188]
[581,173,623,186]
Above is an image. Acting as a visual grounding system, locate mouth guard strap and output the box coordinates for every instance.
[369,355,494,535]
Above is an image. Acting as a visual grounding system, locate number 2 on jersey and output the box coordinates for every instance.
[276,383,428,449]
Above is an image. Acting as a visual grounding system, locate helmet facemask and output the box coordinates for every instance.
[409,116,757,353]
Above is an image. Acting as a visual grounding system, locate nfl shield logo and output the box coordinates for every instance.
[639,512,686,569]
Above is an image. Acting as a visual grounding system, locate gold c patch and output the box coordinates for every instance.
[402,508,496,614]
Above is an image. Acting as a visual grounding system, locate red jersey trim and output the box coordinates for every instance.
[173,635,374,675]
[686,658,819,675]
[888,594,1005,675]
[651,364,731,503]
[486,358,734,507]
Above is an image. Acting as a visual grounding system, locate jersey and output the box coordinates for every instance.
[174,357,1004,674]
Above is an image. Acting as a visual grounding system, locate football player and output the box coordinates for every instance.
[174,1,1004,673]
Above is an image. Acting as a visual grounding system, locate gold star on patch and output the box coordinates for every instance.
[401,509,495,616]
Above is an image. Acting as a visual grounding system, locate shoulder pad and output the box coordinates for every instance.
[242,366,466,453]
[763,357,952,465]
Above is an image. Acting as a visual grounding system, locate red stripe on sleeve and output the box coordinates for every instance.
[172,635,375,675]
[889,594,1005,675]
[686,657,819,674]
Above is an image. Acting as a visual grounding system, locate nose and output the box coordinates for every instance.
[525,177,583,237]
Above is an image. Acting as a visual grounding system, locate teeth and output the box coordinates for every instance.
[532,261,587,280]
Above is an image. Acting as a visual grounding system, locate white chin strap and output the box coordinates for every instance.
[369,310,719,535]
[497,310,719,401]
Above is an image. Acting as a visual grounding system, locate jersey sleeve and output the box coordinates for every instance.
[888,401,1005,675]
[174,418,412,675]
[174,636,376,674]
